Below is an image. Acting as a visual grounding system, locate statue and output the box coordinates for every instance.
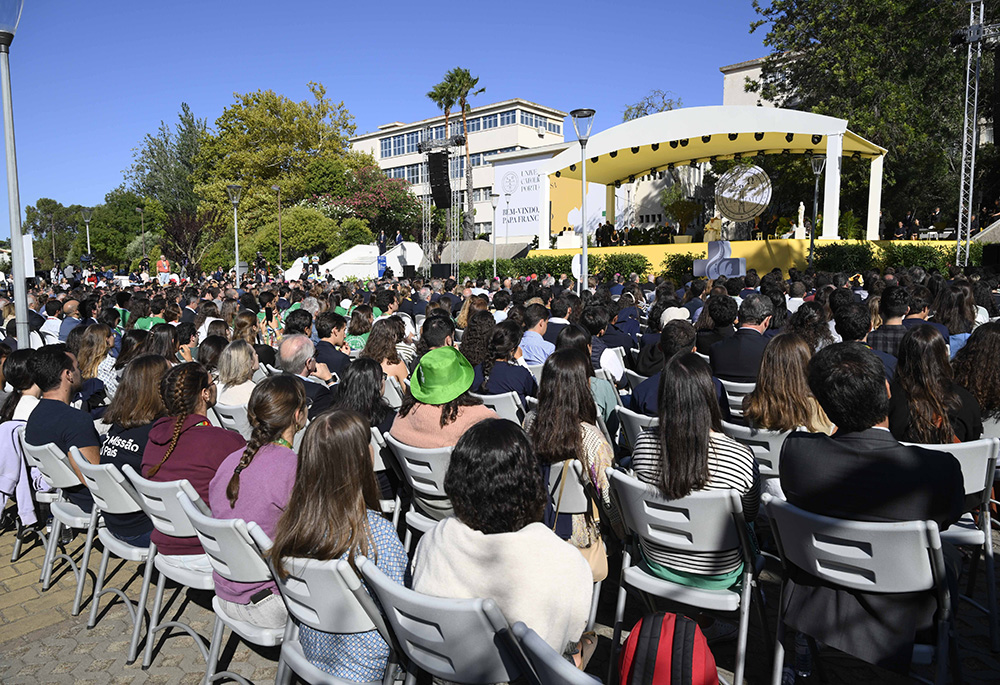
[794,202,806,240]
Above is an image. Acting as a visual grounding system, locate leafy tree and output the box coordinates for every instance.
[248,205,338,264]
[125,103,206,215]
[442,67,485,239]
[748,0,977,223]
[302,164,422,239]
[24,199,82,271]
[75,186,166,270]
[304,157,350,197]
[659,184,702,233]
[622,89,683,122]
[426,81,457,137]
[159,208,224,273]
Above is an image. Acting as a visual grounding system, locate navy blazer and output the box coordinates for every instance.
[708,327,769,383]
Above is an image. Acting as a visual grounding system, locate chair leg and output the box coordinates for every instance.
[87,544,112,628]
[203,613,225,685]
[40,517,61,588]
[587,580,602,632]
[142,569,168,669]
[11,520,23,562]
[403,526,413,554]
[608,552,631,685]
[754,581,773,657]
[948,622,963,685]
[770,617,786,685]
[965,546,980,600]
[984,537,999,652]
[733,576,753,685]
[128,547,156,665]
[71,510,99,615]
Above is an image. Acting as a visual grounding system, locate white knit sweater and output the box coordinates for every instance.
[412,518,592,652]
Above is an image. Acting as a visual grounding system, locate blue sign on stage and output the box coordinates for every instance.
[377,255,387,277]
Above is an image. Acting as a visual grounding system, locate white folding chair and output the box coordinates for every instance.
[176,487,284,685]
[470,391,525,424]
[594,368,624,407]
[615,406,658,454]
[354,555,535,685]
[18,428,98,615]
[69,449,152,662]
[902,437,999,652]
[720,421,792,481]
[2,419,51,563]
[623,369,647,393]
[371,427,401,525]
[263,363,282,376]
[251,366,268,384]
[512,621,600,685]
[719,379,756,417]
[454,328,465,342]
[212,403,253,441]
[526,363,544,387]
[763,493,958,685]
[695,350,711,363]
[383,376,405,410]
[383,433,452,551]
[608,468,767,685]
[121,464,215,670]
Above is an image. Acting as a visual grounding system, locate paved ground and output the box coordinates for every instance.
[1,505,999,684]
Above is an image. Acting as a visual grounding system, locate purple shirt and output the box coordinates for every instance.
[208,443,297,603]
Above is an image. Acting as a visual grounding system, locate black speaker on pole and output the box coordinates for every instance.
[430,263,452,279]
[403,265,416,279]
[983,243,1000,270]
[427,150,451,210]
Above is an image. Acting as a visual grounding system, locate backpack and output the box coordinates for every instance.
[619,613,717,685]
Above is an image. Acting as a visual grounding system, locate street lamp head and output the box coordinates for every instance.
[226,184,243,206]
[80,207,93,223]
[0,0,23,47]
[270,184,280,192]
[504,193,511,203]
[570,108,596,144]
[134,206,143,215]
[490,193,500,209]
[811,156,827,177]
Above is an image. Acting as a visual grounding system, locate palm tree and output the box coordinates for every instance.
[443,68,485,240]
[426,81,457,142]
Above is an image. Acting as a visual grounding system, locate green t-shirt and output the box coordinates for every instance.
[134,316,165,331]
[345,332,369,350]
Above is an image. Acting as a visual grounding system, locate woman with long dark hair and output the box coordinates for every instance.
[785,301,834,351]
[359,318,408,387]
[888,324,982,443]
[209,375,306,629]
[743,333,832,434]
[954,321,1000,422]
[114,329,149,372]
[345,304,373,351]
[332,357,396,435]
[0,349,39,423]
[458,309,495,369]
[269,410,408,681]
[631,352,759,592]
[525,348,613,564]
[472,319,537,406]
[933,283,976,357]
[99,355,170,547]
[554,325,618,431]
[145,323,179,362]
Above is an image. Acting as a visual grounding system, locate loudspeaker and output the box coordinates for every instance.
[983,243,1000,269]
[427,150,451,210]
[430,263,452,279]
[403,265,416,279]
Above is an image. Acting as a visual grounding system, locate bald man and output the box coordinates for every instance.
[58,300,82,342]
[277,334,337,419]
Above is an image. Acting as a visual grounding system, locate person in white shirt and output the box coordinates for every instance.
[39,300,62,342]
[786,281,807,315]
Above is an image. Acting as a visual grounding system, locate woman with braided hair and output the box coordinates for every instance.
[207,374,306,629]
[141,362,245,556]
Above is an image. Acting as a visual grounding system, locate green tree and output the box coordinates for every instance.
[622,89,683,122]
[426,81,457,139]
[442,67,485,240]
[659,184,702,234]
[749,0,975,223]
[125,102,206,215]
[77,186,166,270]
[249,205,338,264]
[24,199,82,271]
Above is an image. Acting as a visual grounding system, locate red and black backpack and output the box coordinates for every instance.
[618,612,718,685]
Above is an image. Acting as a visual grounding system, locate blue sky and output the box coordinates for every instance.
[0,0,768,239]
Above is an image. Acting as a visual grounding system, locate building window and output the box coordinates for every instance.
[547,121,561,134]
[406,164,421,185]
[431,125,445,140]
[450,156,465,179]
[380,138,392,158]
[466,117,481,133]
[406,132,420,153]
[392,134,405,156]
[500,110,516,126]
[470,153,482,167]
[482,114,498,129]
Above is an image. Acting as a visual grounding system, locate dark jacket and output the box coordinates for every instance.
[286,372,336,419]
[695,326,735,355]
[315,340,351,377]
[708,327,769,383]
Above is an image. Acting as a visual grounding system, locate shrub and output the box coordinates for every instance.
[660,251,703,284]
[591,253,652,278]
[813,242,877,273]
[877,242,952,272]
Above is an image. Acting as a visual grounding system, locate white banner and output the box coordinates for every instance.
[22,232,34,278]
[494,158,545,239]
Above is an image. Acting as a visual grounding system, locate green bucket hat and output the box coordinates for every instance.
[410,346,474,405]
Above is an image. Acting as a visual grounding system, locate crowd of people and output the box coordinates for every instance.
[1,257,998,681]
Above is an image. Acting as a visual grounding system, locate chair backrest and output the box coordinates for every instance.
[213,402,253,440]
[548,459,589,515]
[383,376,405,409]
[454,328,465,342]
[69,448,144,515]
[383,433,452,515]
[526,363,544,387]
[18,427,79,490]
[608,468,745,556]
[263,363,282,376]
[370,427,387,473]
[176,487,271,584]
[623,369,648,392]
[981,417,1000,440]
[471,391,524,424]
[763,493,947,598]
[356,555,531,684]
[901,437,999,498]
[251,366,268,384]
[512,622,599,685]
[720,420,792,479]
[695,351,710,363]
[719,379,756,417]
[609,346,627,370]
[121,464,202,539]
[616,406,658,450]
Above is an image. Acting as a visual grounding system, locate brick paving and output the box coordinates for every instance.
[2,504,999,684]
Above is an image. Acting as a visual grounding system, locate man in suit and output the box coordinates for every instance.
[277,334,337,419]
[180,291,199,324]
[708,293,772,383]
[779,342,965,672]
[314,311,351,377]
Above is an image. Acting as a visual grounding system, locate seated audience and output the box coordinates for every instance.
[209,375,307,629]
[580,305,626,387]
[233,310,277,368]
[519,303,555,365]
[695,295,737,355]
[332,357,397,437]
[217,340,258,406]
[359,318,409,387]
[269,410,407,682]
[141,362,246,555]
[902,285,950,343]
[413,419,593,661]
[314,311,351,376]
[784,301,834,352]
[197,335,228,378]
[345,304,373,351]
[99,354,169,547]
[779,342,965,671]
[833,301,897,381]
[277,334,337,419]
[458,310,495,369]
[953,321,1000,424]
[544,292,576,344]
[555,325,619,431]
[867,285,910,357]
[414,315,455,365]
[1,349,39,422]
[76,324,115,413]
[390,346,496,449]
[472,320,537,407]
[932,283,976,357]
[709,293,772,382]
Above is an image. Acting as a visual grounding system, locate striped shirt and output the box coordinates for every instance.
[631,430,760,575]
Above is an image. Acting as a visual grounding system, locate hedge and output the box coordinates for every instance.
[813,242,878,273]
[458,253,652,281]
[816,241,983,274]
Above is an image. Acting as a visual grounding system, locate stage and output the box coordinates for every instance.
[530,239,963,275]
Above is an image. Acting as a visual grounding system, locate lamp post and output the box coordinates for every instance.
[503,192,511,254]
[0,1,24,345]
[570,108,595,295]
[81,207,92,257]
[48,213,55,266]
[809,156,826,268]
[271,184,282,273]
[490,192,500,280]
[134,206,145,259]
[227,184,242,283]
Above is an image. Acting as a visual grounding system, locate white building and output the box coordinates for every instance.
[350,98,568,235]
[720,57,773,107]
